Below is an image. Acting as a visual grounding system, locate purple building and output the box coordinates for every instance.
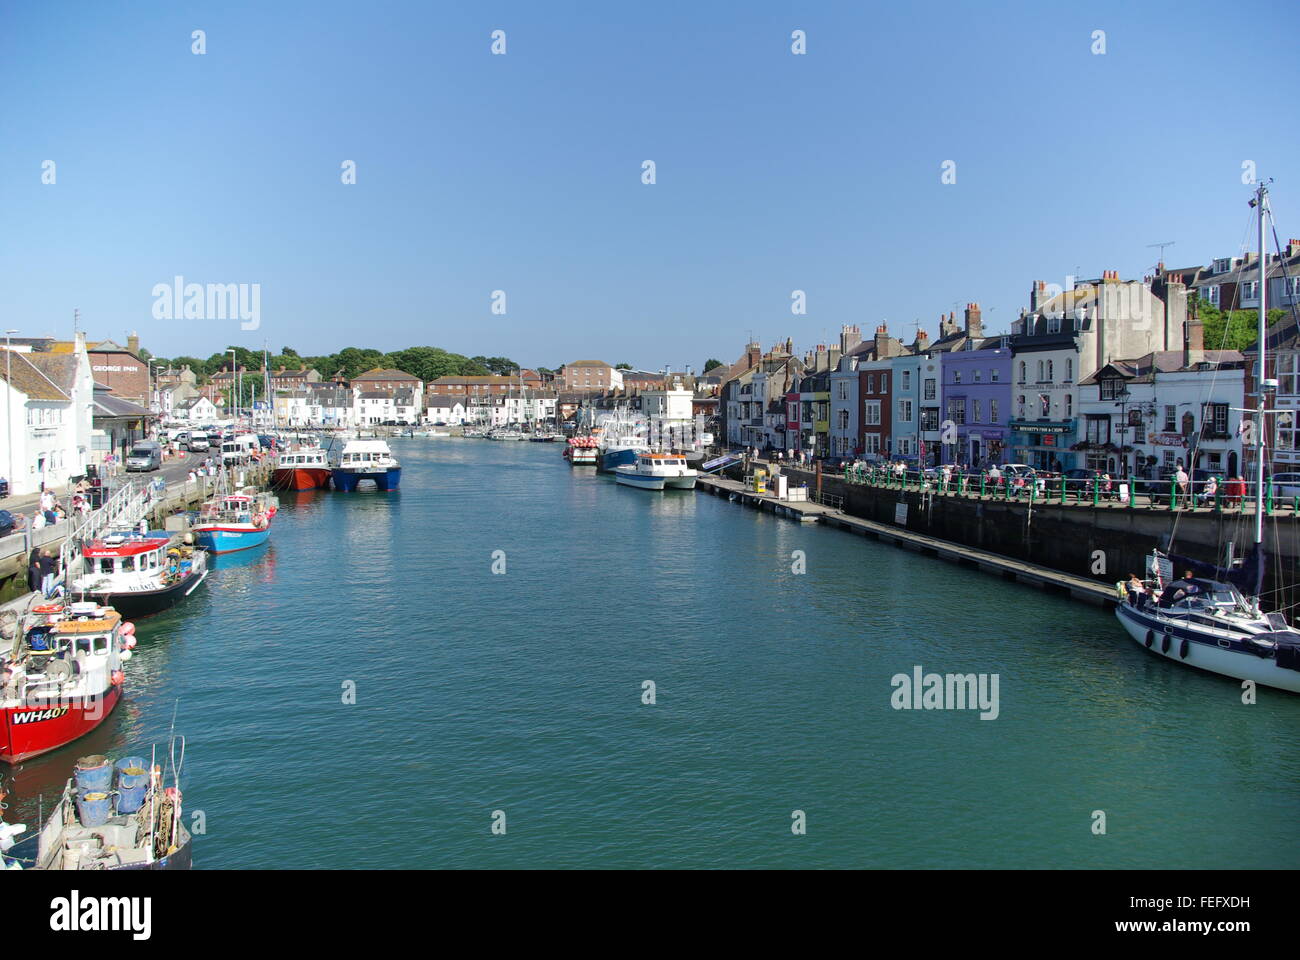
[939,340,1013,468]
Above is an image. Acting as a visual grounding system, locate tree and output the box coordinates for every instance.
[1192,297,1285,352]
[615,362,633,370]
[703,358,723,372]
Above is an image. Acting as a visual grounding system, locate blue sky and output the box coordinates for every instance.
[2,0,1298,370]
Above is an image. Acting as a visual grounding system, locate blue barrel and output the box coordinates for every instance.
[115,781,148,814]
[74,756,112,794]
[115,756,149,789]
[76,791,112,827]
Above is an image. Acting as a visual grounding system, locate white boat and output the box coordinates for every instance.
[614,452,699,491]
[1114,182,1300,694]
[332,439,401,491]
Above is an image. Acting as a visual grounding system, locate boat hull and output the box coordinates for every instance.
[270,466,331,491]
[0,682,124,764]
[192,525,271,555]
[332,467,401,491]
[598,448,641,473]
[1115,603,1300,693]
[77,570,208,620]
[614,472,665,490]
[664,476,697,489]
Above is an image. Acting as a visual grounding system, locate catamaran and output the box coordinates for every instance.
[332,439,401,491]
[1115,181,1300,693]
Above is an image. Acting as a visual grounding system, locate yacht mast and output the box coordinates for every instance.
[1254,182,1269,546]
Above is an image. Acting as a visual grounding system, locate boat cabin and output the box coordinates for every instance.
[81,536,172,577]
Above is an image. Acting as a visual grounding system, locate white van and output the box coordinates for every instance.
[221,433,261,465]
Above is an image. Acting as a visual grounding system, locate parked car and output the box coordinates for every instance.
[1270,472,1300,499]
[0,509,16,538]
[188,433,210,452]
[126,441,163,471]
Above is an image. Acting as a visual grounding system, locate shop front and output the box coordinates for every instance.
[1010,420,1075,471]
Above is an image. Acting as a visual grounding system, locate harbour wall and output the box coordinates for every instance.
[734,465,1300,607]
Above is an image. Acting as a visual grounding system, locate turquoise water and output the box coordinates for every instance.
[8,439,1300,868]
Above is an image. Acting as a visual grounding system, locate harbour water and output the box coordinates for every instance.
[7,439,1300,868]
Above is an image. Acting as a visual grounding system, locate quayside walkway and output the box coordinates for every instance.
[696,473,1118,607]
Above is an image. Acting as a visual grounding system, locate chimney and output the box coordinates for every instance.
[1289,238,1300,259]
[1184,316,1204,367]
[127,331,140,355]
[963,302,983,340]
[840,324,862,354]
[1030,280,1046,311]
[875,323,891,358]
[746,341,761,369]
[914,328,930,352]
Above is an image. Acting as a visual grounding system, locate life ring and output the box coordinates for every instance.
[1145,630,1154,648]
[1161,632,1172,654]
[32,604,61,614]
[1179,637,1190,659]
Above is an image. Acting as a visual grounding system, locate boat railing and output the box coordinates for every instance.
[59,480,148,585]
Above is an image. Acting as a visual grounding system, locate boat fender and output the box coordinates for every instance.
[1161,632,1171,654]
[1179,637,1189,659]
[111,670,125,686]
[125,636,137,650]
[120,622,136,637]
[1144,630,1154,648]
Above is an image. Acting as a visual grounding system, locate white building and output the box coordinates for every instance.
[173,395,219,424]
[0,334,95,495]
[1077,343,1245,481]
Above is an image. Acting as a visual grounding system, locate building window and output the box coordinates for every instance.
[863,434,881,454]
[1039,394,1051,417]
[836,381,848,400]
[902,370,911,390]
[1037,360,1045,382]
[990,368,999,382]
[953,371,962,384]
[1242,281,1259,300]
[866,375,875,393]
[921,408,939,431]
[1047,360,1054,381]
[1018,361,1026,384]
[973,400,982,423]
[897,399,913,422]
[1066,358,1073,382]
[1164,405,1176,432]
[864,400,882,425]
[946,398,966,425]
[1065,394,1073,418]
[923,378,936,400]
[990,399,998,422]
[1047,315,1061,334]
[1100,379,1124,400]
[1203,285,1221,306]
[973,369,982,383]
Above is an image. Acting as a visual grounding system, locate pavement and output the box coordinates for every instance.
[0,451,207,520]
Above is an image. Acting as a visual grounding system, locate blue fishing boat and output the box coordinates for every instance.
[332,439,401,491]
[191,489,277,554]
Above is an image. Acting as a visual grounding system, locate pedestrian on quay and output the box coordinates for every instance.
[1175,465,1190,508]
[31,511,46,531]
[1203,475,1219,506]
[38,549,60,598]
[26,548,42,594]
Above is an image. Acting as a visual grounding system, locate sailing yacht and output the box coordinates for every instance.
[1114,182,1300,693]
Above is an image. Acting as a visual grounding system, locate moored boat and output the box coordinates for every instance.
[270,445,332,491]
[191,489,278,554]
[26,741,192,870]
[564,436,598,466]
[70,533,208,620]
[614,452,699,491]
[0,600,135,764]
[332,439,401,491]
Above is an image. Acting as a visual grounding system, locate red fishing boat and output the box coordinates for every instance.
[0,600,135,764]
[269,446,331,491]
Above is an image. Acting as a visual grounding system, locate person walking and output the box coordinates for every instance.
[38,549,60,598]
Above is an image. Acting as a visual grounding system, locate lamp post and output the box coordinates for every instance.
[5,328,16,495]
[146,357,157,416]
[228,348,237,425]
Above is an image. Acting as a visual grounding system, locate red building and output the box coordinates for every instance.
[859,360,893,457]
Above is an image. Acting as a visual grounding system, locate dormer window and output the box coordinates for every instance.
[1047,315,1061,335]
[1213,258,1232,274]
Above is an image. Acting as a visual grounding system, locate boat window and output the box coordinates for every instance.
[122,556,135,572]
[100,558,113,574]
[93,635,109,655]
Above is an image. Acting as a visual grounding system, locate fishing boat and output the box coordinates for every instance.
[564,436,598,466]
[26,740,192,870]
[191,488,278,554]
[1115,181,1300,694]
[614,452,699,490]
[269,445,332,491]
[596,411,650,472]
[332,439,401,491]
[69,533,208,620]
[0,600,135,764]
